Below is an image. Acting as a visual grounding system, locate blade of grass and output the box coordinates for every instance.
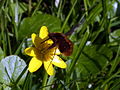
[109,44,120,76]
[6,29,12,55]
[32,0,43,16]
[14,0,19,41]
[46,75,55,90]
[84,0,88,16]
[28,0,32,16]
[102,69,120,87]
[15,66,28,85]
[102,0,110,43]
[57,0,62,18]
[0,0,5,8]
[5,67,14,83]
[14,38,25,55]
[66,29,90,83]
[22,72,32,90]
[61,0,77,33]
[1,10,7,56]
[79,3,102,34]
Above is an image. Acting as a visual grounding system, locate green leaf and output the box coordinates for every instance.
[75,45,112,78]
[18,13,61,40]
[0,55,27,85]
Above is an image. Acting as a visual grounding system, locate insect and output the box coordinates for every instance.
[40,23,81,56]
[48,33,73,56]
[48,24,80,56]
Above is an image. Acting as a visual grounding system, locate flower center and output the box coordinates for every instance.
[40,49,46,54]
[38,48,47,60]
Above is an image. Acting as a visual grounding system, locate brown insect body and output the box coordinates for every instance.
[48,33,73,56]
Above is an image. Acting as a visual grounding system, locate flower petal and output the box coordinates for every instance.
[31,33,41,47]
[43,39,54,49]
[31,33,47,49]
[39,26,49,39]
[46,39,53,44]
[52,55,67,68]
[44,60,54,75]
[47,48,61,56]
[28,57,42,72]
[24,47,39,56]
[55,48,61,55]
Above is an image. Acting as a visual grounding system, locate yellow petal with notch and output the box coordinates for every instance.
[28,57,42,72]
[39,26,49,39]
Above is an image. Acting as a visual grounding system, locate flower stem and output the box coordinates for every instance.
[42,71,48,90]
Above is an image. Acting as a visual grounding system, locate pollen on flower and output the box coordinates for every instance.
[24,26,67,75]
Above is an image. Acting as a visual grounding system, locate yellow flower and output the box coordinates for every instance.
[24,26,67,75]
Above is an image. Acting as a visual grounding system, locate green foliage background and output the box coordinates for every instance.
[0,0,120,90]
